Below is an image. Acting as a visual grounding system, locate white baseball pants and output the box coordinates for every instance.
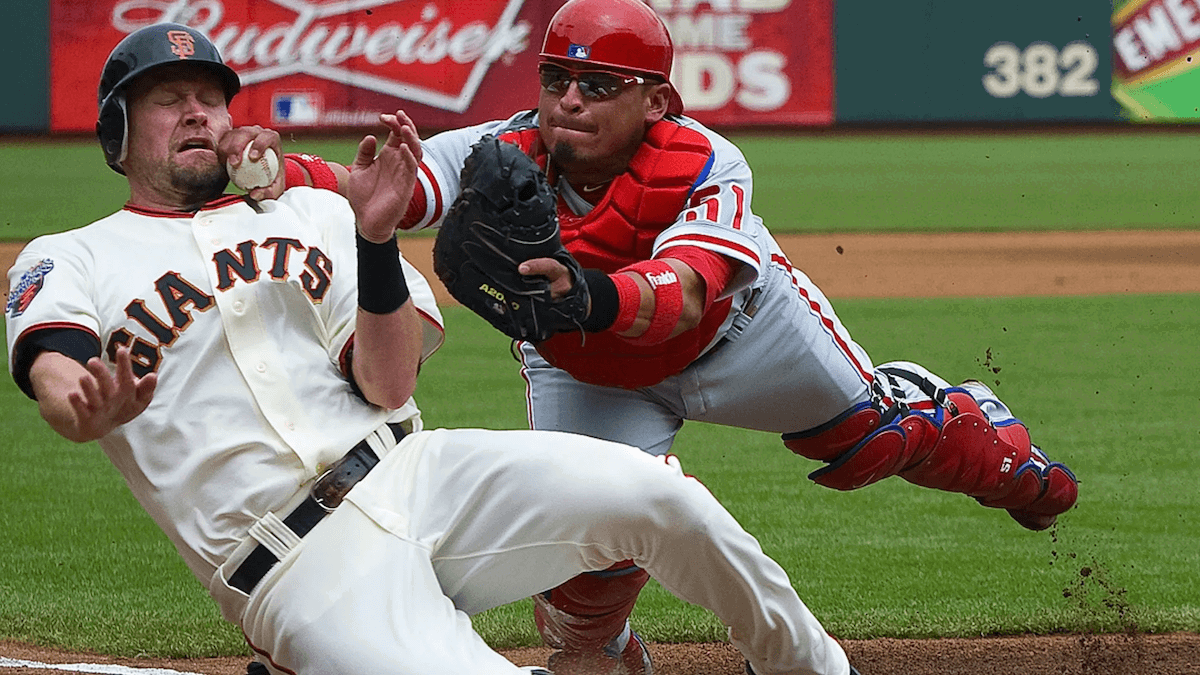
[236,428,849,675]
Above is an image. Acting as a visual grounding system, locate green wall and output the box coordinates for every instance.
[0,0,50,132]
[835,1,1119,122]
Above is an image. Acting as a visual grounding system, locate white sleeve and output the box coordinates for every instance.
[5,233,100,373]
[403,115,529,232]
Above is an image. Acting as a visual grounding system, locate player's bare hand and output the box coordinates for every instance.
[348,111,422,243]
[66,346,158,442]
[218,126,285,201]
[519,258,577,300]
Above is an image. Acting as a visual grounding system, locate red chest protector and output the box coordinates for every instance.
[500,121,733,389]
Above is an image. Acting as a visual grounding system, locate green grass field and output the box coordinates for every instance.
[2,129,1197,241]
[1,131,1197,658]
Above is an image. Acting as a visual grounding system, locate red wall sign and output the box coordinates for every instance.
[654,0,833,126]
[50,0,832,133]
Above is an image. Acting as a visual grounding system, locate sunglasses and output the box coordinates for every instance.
[538,64,649,100]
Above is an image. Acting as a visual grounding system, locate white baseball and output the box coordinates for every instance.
[227,145,280,191]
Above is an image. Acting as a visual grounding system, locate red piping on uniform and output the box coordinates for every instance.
[772,253,873,386]
[419,162,442,225]
[660,232,760,265]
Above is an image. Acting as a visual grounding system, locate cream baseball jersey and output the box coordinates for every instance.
[5,187,444,587]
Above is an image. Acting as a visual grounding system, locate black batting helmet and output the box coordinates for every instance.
[96,23,240,174]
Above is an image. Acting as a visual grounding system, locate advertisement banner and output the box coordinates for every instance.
[652,0,833,126]
[1111,0,1200,120]
[50,0,547,133]
[50,0,832,133]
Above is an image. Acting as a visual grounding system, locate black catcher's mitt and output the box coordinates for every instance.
[433,135,590,342]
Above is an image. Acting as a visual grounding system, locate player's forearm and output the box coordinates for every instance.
[29,352,96,443]
[613,259,705,340]
[352,302,422,409]
[352,231,421,409]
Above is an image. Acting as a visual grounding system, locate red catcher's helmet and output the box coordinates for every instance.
[540,0,684,114]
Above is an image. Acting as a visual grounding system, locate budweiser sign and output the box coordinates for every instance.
[109,0,533,113]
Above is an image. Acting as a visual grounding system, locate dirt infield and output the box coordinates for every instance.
[4,229,1200,301]
[3,633,1200,675]
[2,229,1198,675]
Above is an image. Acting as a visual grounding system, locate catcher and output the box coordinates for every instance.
[282,0,1078,673]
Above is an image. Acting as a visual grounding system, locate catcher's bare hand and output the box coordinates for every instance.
[348,111,422,243]
[218,125,285,201]
[518,258,577,300]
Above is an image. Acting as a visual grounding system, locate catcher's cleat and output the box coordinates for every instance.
[547,629,652,675]
[246,661,269,675]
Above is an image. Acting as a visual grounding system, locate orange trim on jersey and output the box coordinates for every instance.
[413,305,446,362]
[15,321,100,350]
[338,334,356,379]
[123,194,247,217]
[243,632,299,675]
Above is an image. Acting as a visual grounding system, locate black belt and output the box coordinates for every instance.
[228,422,407,595]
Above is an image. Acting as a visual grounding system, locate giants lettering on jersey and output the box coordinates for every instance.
[108,238,332,377]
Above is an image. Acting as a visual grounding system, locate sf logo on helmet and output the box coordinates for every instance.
[168,30,196,59]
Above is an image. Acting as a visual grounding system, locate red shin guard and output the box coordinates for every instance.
[791,391,1078,529]
[533,561,650,651]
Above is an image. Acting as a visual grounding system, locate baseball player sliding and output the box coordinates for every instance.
[5,22,859,675]
[280,0,1080,673]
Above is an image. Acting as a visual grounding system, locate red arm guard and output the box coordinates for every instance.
[659,246,736,312]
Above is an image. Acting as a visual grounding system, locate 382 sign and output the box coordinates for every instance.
[982,40,1101,99]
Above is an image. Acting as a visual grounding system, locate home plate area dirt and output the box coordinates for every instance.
[2,231,1198,674]
[3,634,1200,675]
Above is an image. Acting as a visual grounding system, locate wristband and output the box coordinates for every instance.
[609,273,642,334]
[618,260,684,345]
[356,233,409,314]
[580,269,618,332]
[284,153,339,191]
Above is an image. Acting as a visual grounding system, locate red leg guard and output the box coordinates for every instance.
[898,392,1042,502]
[783,402,883,462]
[533,561,650,651]
[792,389,1078,530]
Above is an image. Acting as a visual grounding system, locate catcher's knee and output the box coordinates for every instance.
[783,396,936,492]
